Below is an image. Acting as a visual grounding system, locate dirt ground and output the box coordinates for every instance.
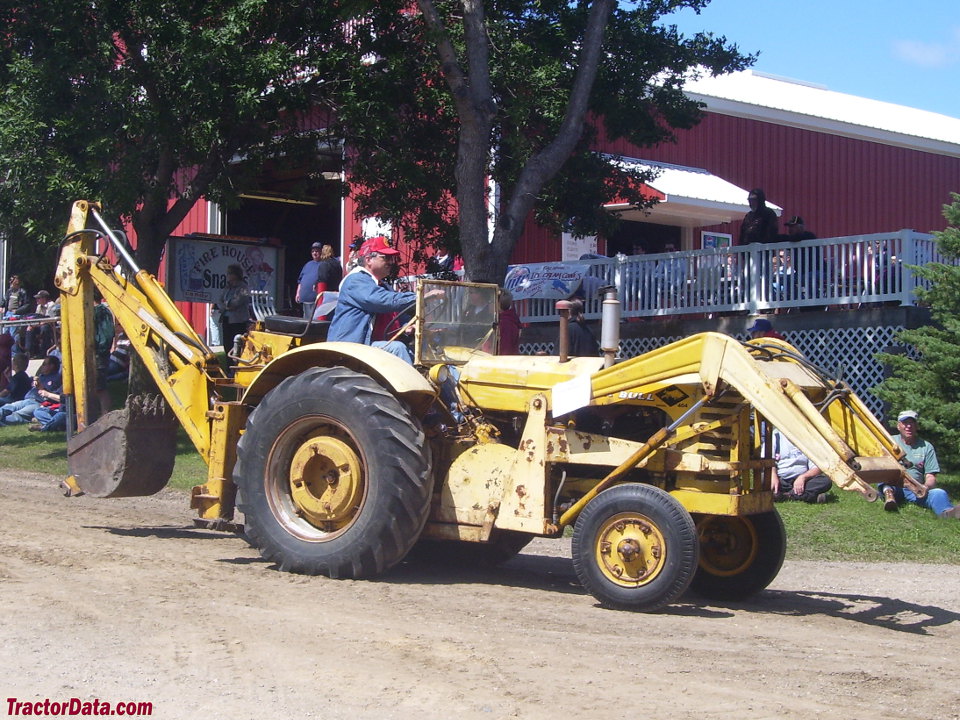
[2,469,959,720]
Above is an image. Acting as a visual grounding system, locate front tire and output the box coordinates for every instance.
[235,367,432,578]
[572,484,699,612]
[689,511,786,601]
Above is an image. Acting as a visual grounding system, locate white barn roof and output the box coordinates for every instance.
[683,70,960,158]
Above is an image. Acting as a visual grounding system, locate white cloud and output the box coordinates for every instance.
[893,28,960,68]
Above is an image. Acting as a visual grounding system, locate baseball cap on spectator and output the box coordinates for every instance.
[897,410,919,423]
[34,290,50,299]
[747,318,773,333]
[359,235,400,256]
[785,216,804,226]
[310,241,324,249]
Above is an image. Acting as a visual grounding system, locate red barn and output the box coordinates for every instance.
[163,71,960,338]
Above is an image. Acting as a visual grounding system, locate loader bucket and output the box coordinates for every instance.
[66,394,179,498]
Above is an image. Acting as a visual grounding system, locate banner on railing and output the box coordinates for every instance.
[504,263,586,300]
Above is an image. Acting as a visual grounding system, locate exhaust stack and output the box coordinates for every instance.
[600,285,620,368]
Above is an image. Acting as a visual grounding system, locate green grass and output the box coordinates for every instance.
[777,473,960,563]
[0,421,208,491]
[0,379,208,490]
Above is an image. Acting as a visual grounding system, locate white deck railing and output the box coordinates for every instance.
[517,230,944,322]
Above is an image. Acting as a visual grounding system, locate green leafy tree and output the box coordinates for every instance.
[876,192,960,467]
[0,0,355,275]
[1,0,750,287]
[338,0,752,281]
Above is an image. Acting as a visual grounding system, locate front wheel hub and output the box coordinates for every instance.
[596,514,666,587]
[288,437,363,528]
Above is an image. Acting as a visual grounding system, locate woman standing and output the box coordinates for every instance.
[217,264,251,353]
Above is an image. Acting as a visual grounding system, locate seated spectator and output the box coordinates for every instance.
[29,403,67,432]
[46,342,62,364]
[19,290,56,358]
[107,332,131,382]
[769,428,832,503]
[0,355,62,426]
[878,410,959,519]
[0,353,31,405]
[0,333,12,392]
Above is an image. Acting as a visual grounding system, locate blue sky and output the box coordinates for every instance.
[661,0,960,119]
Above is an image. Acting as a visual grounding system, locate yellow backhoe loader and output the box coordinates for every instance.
[56,200,922,611]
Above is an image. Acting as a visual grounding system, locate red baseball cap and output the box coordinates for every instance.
[359,235,400,256]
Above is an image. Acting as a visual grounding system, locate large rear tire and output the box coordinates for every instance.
[689,511,786,601]
[235,367,432,578]
[572,484,699,612]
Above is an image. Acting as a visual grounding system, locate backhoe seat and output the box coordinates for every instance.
[263,315,330,342]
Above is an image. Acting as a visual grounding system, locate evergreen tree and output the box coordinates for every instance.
[876,192,960,467]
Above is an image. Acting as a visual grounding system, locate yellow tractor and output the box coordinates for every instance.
[56,200,919,611]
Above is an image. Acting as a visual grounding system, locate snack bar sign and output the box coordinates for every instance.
[166,236,281,304]
[504,263,586,301]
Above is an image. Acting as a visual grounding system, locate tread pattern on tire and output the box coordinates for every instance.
[235,366,432,578]
[572,483,698,612]
[689,510,786,601]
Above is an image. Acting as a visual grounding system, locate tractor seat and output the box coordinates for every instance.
[262,315,330,342]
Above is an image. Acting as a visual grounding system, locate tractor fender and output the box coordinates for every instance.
[240,341,438,415]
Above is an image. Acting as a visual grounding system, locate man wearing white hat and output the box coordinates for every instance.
[879,410,959,519]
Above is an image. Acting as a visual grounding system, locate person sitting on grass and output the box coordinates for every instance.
[769,427,832,504]
[878,410,960,520]
[0,353,31,405]
[29,401,67,432]
[0,355,61,426]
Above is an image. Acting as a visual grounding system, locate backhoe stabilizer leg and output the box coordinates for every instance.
[190,401,247,530]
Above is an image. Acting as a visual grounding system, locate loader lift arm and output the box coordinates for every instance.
[581,331,916,501]
[55,200,233,500]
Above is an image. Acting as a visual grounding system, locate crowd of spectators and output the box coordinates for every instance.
[1,275,126,435]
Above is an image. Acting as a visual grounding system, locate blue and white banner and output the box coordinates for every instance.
[503,263,585,300]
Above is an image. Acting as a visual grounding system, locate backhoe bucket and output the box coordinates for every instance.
[67,394,179,498]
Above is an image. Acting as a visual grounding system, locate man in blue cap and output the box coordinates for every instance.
[747,317,784,340]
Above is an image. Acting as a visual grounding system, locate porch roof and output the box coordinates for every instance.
[604,158,782,228]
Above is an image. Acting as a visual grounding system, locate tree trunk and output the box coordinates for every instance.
[453,0,615,285]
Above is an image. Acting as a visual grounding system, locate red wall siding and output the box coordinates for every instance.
[169,199,213,334]
[601,113,960,241]
[510,215,566,266]
[172,200,210,236]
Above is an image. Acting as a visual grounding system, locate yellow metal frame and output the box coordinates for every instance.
[432,330,906,538]
[57,201,237,517]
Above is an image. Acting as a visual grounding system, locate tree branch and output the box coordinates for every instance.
[496,0,615,247]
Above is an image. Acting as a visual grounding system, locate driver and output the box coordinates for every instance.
[327,236,419,363]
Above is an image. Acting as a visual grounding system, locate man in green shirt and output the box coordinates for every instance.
[880,410,959,519]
